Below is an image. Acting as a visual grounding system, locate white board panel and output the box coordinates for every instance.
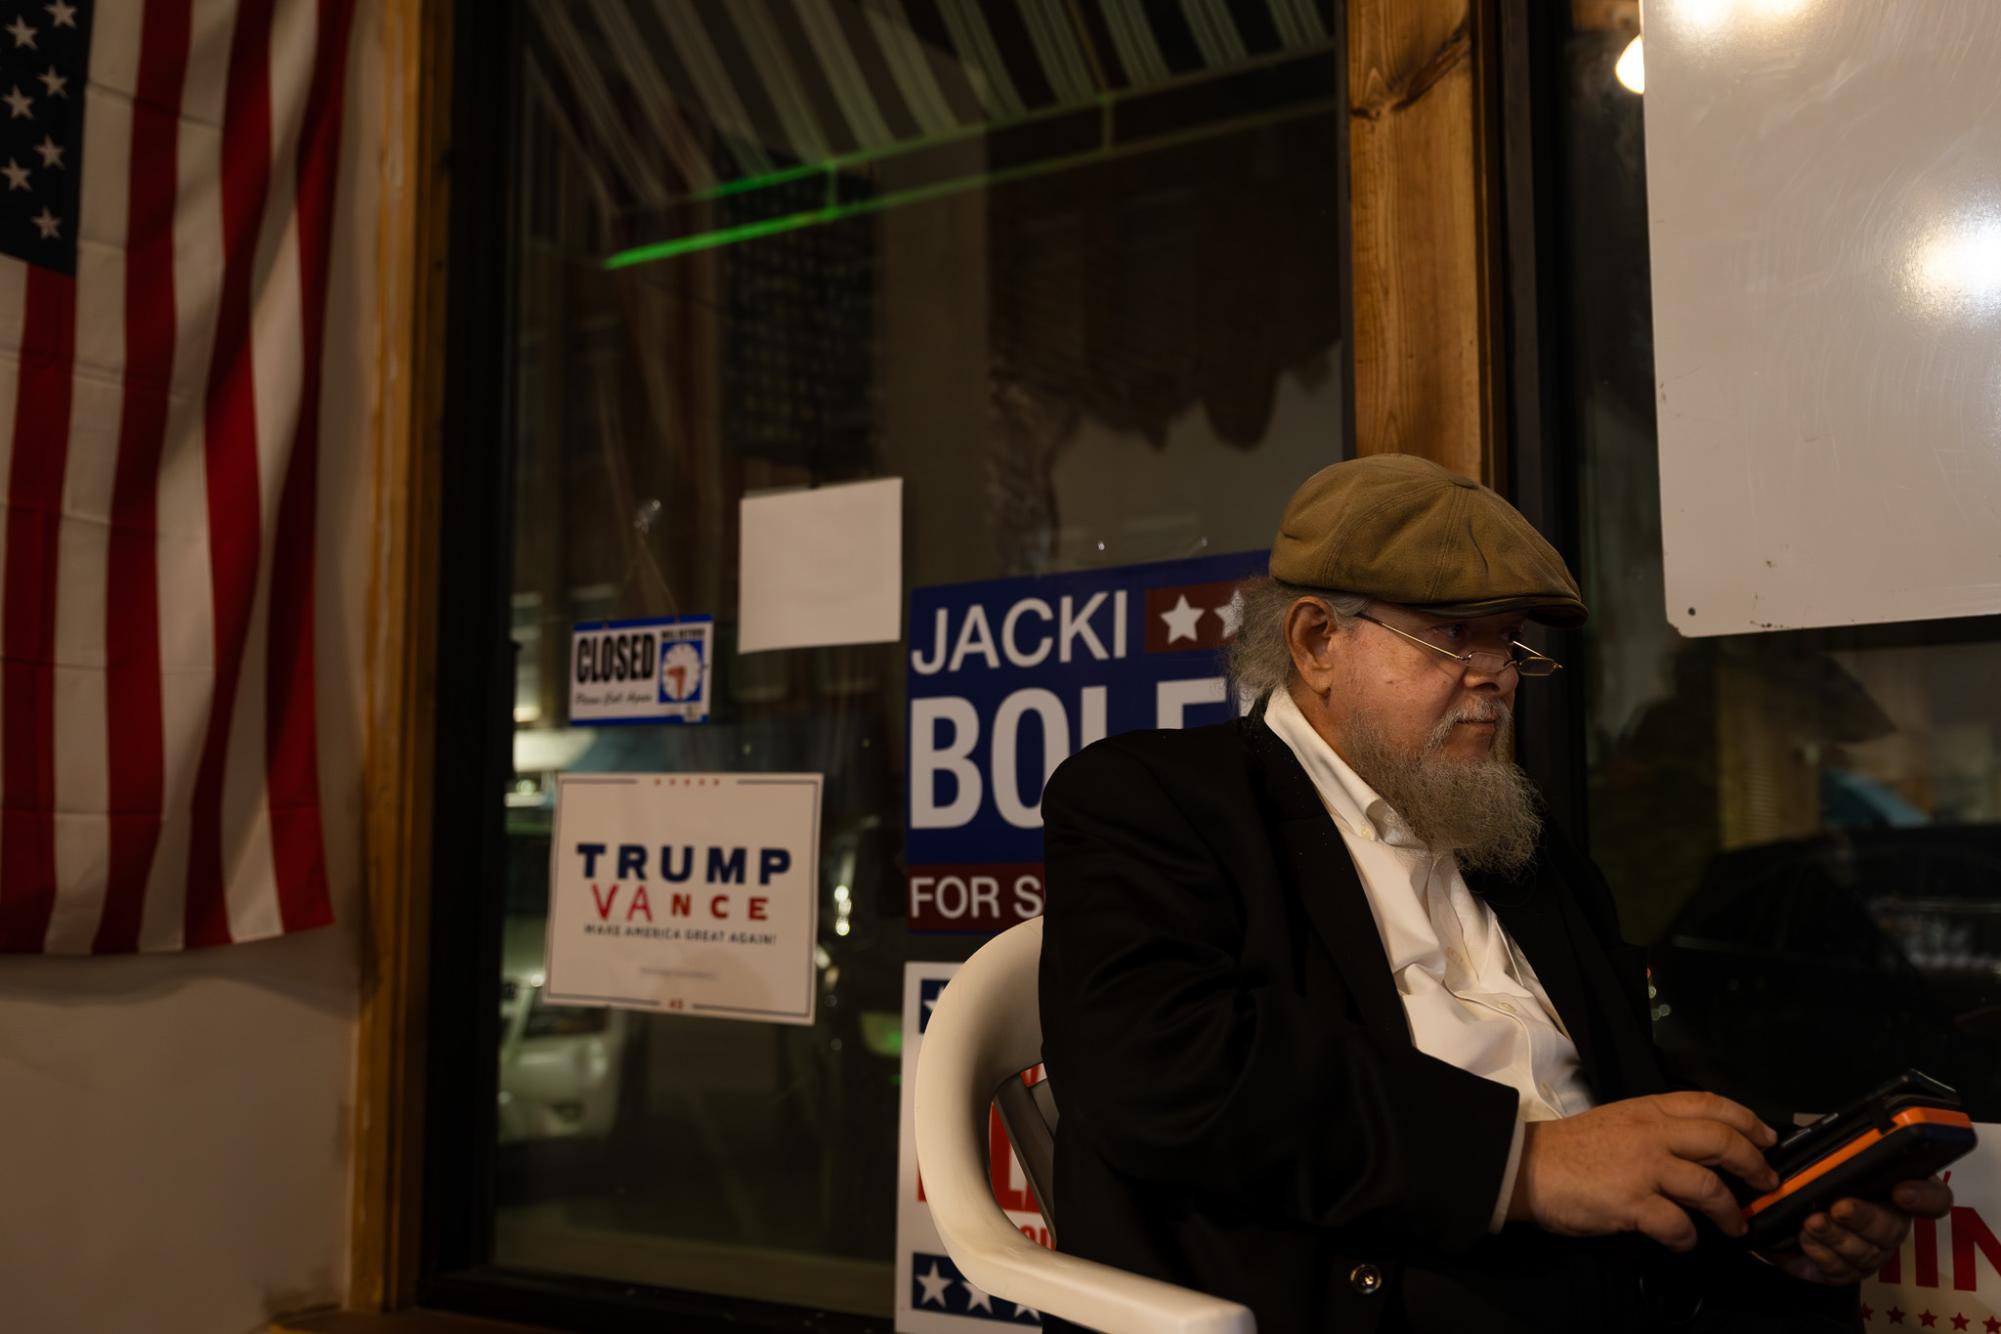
[1643,1,2001,637]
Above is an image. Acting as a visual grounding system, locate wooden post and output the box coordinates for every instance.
[1347,0,1505,485]
[348,0,454,1310]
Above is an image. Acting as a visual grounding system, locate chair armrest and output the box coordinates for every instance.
[914,921,1256,1334]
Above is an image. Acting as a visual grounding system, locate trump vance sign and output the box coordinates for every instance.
[546,773,821,1024]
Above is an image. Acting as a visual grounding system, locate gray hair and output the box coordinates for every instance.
[1226,577,1371,704]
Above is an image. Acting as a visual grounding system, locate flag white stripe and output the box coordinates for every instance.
[140,0,237,952]
[45,17,143,954]
[220,0,314,945]
[182,0,234,129]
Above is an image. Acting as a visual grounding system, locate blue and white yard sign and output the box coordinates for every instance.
[895,962,1051,1331]
[570,614,714,725]
[905,551,1266,932]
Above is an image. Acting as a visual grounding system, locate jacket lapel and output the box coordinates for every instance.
[1466,863,1608,1097]
[1242,714,1415,1053]
[1241,706,1642,1100]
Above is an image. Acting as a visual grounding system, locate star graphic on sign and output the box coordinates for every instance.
[960,1279,993,1313]
[1888,1312,1905,1327]
[33,135,61,168]
[1215,589,1244,639]
[1951,1315,1970,1331]
[1984,1318,2001,1334]
[46,1,78,27]
[6,16,35,47]
[1863,1305,1874,1323]
[1,158,27,191]
[3,85,31,118]
[1160,594,1203,643]
[36,66,64,98]
[30,207,59,239]
[1919,1314,1937,1329]
[915,1262,952,1308]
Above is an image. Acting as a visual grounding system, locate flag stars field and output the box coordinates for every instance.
[3,85,29,118]
[34,65,61,96]
[5,14,33,46]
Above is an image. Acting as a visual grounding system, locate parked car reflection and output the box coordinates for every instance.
[1649,824,2001,1120]
[498,916,629,1144]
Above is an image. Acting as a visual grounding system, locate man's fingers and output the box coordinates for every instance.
[1828,1198,1911,1255]
[1663,1120,1779,1192]
[1796,1223,1867,1283]
[1892,1177,1954,1219]
[1632,1195,1700,1252]
[1656,1091,1779,1147]
[1657,1159,1748,1239]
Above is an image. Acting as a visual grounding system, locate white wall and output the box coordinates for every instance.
[0,4,382,1329]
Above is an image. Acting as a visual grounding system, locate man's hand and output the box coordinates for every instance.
[1768,1178,1953,1285]
[1508,1091,1781,1251]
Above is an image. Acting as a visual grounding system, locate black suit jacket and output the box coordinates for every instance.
[1037,710,1858,1333]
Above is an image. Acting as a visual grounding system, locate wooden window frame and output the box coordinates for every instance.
[339,0,1532,1326]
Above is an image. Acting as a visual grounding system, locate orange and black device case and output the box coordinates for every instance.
[1735,1069,1977,1253]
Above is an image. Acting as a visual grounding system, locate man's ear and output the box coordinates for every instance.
[1284,598,1343,696]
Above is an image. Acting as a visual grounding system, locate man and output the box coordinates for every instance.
[1037,454,1951,1333]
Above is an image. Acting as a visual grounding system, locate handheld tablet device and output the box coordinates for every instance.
[1737,1069,1977,1253]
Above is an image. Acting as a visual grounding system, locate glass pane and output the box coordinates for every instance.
[1556,9,2001,1121]
[496,1,1347,1318]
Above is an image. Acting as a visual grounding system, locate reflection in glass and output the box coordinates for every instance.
[1559,7,2001,1124]
[493,0,1346,1318]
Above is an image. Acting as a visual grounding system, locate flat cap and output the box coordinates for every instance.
[1269,453,1587,626]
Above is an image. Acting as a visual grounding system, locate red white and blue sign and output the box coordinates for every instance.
[905,551,1266,932]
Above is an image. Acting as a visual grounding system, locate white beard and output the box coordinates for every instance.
[1340,702,1543,876]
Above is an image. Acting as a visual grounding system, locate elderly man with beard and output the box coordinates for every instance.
[1036,454,1950,1334]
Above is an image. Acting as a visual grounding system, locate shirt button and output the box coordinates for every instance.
[1350,1264,1384,1296]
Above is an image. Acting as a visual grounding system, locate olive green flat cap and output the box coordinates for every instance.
[1269,453,1588,626]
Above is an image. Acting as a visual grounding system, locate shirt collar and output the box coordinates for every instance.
[1262,686,1425,849]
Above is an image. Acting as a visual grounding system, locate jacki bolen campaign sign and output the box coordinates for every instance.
[904,551,1267,933]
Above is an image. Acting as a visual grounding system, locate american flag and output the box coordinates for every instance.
[0,0,354,952]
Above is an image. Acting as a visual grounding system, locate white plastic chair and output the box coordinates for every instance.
[913,917,1258,1334]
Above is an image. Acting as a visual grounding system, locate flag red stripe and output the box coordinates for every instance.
[96,0,194,954]
[186,0,278,949]
[264,0,355,933]
[0,269,79,952]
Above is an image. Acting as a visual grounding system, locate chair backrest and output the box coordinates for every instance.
[913,918,1257,1334]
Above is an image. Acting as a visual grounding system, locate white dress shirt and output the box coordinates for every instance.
[1263,686,1596,1230]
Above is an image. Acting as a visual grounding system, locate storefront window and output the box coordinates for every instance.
[493,1,1346,1319]
[1554,8,2001,1121]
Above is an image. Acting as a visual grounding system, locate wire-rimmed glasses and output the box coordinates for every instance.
[1354,611,1564,679]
